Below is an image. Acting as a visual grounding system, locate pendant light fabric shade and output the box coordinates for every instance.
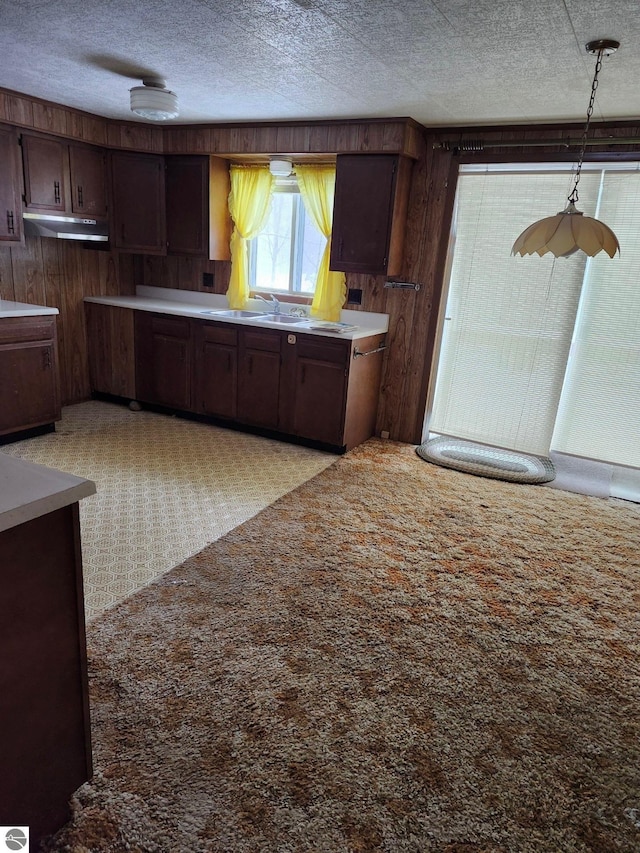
[512,202,620,258]
[512,39,620,259]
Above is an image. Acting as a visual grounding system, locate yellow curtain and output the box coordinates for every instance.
[226,165,274,309]
[295,164,346,322]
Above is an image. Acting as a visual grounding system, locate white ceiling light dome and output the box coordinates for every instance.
[269,158,293,177]
[130,78,178,121]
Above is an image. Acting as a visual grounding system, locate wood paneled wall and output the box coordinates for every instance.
[4,82,640,443]
[0,240,135,404]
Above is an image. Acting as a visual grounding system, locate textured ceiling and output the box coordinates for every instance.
[1,0,638,128]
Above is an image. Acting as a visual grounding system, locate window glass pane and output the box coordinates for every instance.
[297,213,325,294]
[253,193,293,292]
[251,188,325,295]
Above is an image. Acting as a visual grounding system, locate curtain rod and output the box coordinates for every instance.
[434,137,640,152]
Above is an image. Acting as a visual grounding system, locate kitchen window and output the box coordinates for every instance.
[249,179,325,295]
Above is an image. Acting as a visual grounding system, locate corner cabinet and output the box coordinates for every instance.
[330,153,412,277]
[0,315,61,439]
[0,126,23,243]
[135,312,193,410]
[110,151,166,254]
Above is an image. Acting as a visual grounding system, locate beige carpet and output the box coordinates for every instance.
[41,438,640,852]
[1,401,334,619]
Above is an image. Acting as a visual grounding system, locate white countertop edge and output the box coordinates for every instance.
[85,292,389,340]
[0,300,59,318]
[0,454,96,534]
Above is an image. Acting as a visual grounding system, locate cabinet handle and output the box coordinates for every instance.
[77,185,84,208]
[54,181,61,204]
[6,210,14,234]
[43,348,52,369]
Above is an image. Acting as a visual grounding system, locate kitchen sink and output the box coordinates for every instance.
[258,313,307,324]
[201,309,264,318]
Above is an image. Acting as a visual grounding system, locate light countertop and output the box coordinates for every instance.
[85,286,388,340]
[0,453,96,533]
[0,300,59,318]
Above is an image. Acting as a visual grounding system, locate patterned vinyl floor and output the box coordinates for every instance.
[2,401,335,620]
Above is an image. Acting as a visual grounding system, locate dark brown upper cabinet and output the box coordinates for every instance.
[330,153,412,277]
[21,133,107,220]
[21,133,67,213]
[0,126,23,243]
[110,151,166,254]
[68,145,107,219]
[166,155,208,256]
[165,155,231,259]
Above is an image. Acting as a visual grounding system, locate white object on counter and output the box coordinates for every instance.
[0,453,96,533]
[0,300,59,318]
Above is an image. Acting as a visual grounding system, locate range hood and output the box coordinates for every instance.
[23,212,109,242]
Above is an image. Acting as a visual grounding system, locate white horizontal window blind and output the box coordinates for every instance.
[430,171,598,456]
[431,163,640,479]
[552,171,640,467]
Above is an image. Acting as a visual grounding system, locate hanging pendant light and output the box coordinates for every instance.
[512,39,621,259]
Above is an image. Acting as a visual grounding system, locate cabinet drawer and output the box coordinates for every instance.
[201,323,238,346]
[148,314,191,339]
[296,336,348,365]
[0,316,56,345]
[242,329,281,353]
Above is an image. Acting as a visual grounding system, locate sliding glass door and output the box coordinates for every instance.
[429,163,640,475]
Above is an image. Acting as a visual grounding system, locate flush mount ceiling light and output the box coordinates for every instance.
[269,158,293,177]
[512,39,621,259]
[130,78,179,121]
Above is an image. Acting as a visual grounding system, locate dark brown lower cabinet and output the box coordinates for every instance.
[135,312,192,410]
[0,316,61,437]
[289,336,348,446]
[85,303,136,399]
[0,503,92,851]
[87,304,385,451]
[237,328,282,429]
[194,321,238,419]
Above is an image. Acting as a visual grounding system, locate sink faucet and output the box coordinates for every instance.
[256,294,281,314]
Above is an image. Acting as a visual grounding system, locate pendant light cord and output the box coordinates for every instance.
[568,48,604,204]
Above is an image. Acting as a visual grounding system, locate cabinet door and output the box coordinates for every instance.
[330,154,411,276]
[22,134,67,212]
[69,145,107,219]
[135,313,191,410]
[237,328,281,429]
[0,339,60,435]
[111,152,166,253]
[292,337,348,445]
[0,127,23,243]
[85,303,136,398]
[166,156,208,256]
[195,322,238,418]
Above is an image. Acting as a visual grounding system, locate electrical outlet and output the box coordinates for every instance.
[202,272,214,288]
[381,430,390,439]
